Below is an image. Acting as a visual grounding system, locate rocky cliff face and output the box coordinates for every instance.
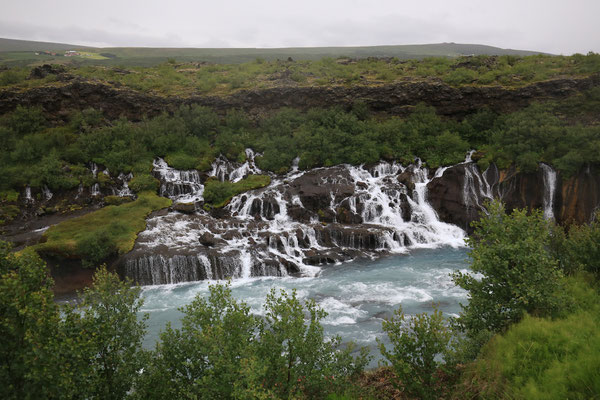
[427,162,600,231]
[556,165,600,223]
[1,75,598,122]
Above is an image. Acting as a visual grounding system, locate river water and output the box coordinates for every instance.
[139,246,469,366]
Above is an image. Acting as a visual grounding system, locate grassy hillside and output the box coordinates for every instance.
[0,37,546,67]
[0,38,91,52]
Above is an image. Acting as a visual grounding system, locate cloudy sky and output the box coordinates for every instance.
[1,0,599,54]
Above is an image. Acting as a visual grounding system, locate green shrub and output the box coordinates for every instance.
[77,227,119,267]
[0,68,28,86]
[164,152,198,170]
[128,173,160,193]
[0,205,20,225]
[462,308,600,399]
[0,190,19,203]
[444,68,478,85]
[453,201,565,335]
[559,217,600,278]
[0,242,59,399]
[378,305,452,400]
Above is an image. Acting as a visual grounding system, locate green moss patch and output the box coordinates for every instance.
[203,174,270,209]
[103,195,134,206]
[34,191,171,266]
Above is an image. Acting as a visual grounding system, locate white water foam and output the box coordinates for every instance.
[540,163,557,220]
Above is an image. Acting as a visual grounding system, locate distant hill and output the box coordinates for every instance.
[0,38,549,66]
[0,38,93,52]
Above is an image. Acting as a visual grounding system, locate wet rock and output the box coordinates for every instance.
[397,170,416,191]
[248,196,280,220]
[221,231,242,241]
[288,167,355,213]
[335,200,362,224]
[302,253,338,265]
[199,232,217,247]
[173,202,196,214]
[287,204,314,223]
[557,165,600,223]
[427,164,475,231]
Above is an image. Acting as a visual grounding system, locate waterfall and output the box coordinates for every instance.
[24,186,34,204]
[126,155,467,286]
[541,163,557,220]
[116,173,134,197]
[42,186,53,200]
[91,183,101,197]
[228,149,263,183]
[153,158,204,203]
[90,162,98,178]
[462,151,494,211]
[75,184,84,199]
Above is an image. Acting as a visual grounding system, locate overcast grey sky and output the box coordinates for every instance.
[1,0,599,54]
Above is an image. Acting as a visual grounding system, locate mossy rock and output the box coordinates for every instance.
[173,202,196,214]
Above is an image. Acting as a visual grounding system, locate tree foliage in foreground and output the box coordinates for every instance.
[0,242,369,399]
[0,243,146,400]
[378,305,451,400]
[453,201,565,335]
[136,284,370,399]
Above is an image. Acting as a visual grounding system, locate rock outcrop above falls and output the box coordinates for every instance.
[1,75,598,122]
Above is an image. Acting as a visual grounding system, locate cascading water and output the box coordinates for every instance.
[228,149,263,183]
[42,186,53,200]
[91,184,101,197]
[153,158,204,203]
[540,163,557,220]
[115,173,134,197]
[24,186,34,204]
[462,151,494,211]
[123,155,467,286]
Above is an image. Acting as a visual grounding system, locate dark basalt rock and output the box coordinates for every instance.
[397,170,416,191]
[198,232,222,247]
[427,164,475,231]
[3,75,597,123]
[29,64,67,79]
[556,165,600,224]
[173,202,196,214]
[287,167,355,214]
[427,162,600,232]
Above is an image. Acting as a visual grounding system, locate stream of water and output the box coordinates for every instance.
[139,246,469,367]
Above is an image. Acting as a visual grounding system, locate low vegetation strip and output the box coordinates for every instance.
[34,191,171,266]
[1,53,599,96]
